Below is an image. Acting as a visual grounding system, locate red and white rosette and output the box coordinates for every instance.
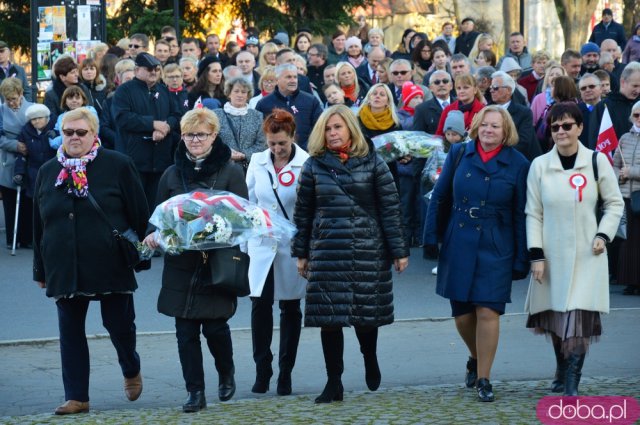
[569,173,587,202]
[278,171,295,187]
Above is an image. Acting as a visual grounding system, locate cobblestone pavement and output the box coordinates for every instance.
[1,376,638,424]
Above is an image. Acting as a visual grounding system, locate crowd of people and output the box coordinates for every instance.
[0,10,639,414]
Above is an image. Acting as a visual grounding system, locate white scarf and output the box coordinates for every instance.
[223,102,248,116]
[633,124,640,133]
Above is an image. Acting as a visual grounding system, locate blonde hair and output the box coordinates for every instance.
[360,83,400,126]
[335,61,360,98]
[258,42,279,74]
[542,63,566,91]
[468,105,519,147]
[62,107,98,134]
[180,108,220,134]
[115,59,135,79]
[307,105,370,158]
[0,77,23,98]
[468,33,497,64]
[258,66,276,90]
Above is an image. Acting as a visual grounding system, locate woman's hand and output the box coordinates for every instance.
[592,237,606,255]
[297,258,308,277]
[620,166,630,179]
[531,261,544,283]
[36,281,46,288]
[394,257,409,273]
[398,155,412,164]
[143,232,159,250]
[231,149,246,161]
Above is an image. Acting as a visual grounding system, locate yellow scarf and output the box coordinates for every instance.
[359,105,395,131]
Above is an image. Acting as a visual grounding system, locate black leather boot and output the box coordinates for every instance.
[465,357,478,388]
[205,326,236,402]
[355,327,381,391]
[476,378,495,402]
[277,300,302,396]
[251,297,274,393]
[252,367,272,394]
[182,391,206,413]
[218,367,236,402]
[564,353,586,396]
[551,337,566,393]
[315,329,344,403]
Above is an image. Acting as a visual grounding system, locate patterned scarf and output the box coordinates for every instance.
[54,138,101,198]
[328,142,352,163]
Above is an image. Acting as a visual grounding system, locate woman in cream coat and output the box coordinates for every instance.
[246,109,309,396]
[525,102,623,397]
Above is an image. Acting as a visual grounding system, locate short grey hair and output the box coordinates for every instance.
[491,71,516,92]
[222,65,241,80]
[621,62,640,81]
[450,53,471,66]
[598,52,614,67]
[368,28,384,39]
[224,76,253,97]
[390,59,412,71]
[475,66,496,82]
[275,63,298,78]
[579,73,601,86]
[429,70,451,84]
[179,56,197,68]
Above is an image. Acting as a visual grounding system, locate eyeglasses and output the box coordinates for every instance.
[489,85,508,91]
[550,122,577,132]
[183,133,212,142]
[129,44,142,49]
[62,128,90,137]
[421,49,432,54]
[632,113,640,118]
[432,79,450,85]
[308,52,319,57]
[263,80,276,85]
[579,84,598,91]
[391,70,410,76]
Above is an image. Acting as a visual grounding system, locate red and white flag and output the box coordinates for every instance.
[595,105,618,165]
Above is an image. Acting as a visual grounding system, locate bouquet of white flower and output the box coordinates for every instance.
[372,131,443,162]
[149,190,297,254]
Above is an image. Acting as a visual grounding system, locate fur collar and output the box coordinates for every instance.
[174,136,232,182]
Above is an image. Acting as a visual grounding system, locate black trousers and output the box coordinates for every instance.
[251,265,302,375]
[0,185,32,247]
[138,171,161,212]
[56,294,140,402]
[175,317,234,393]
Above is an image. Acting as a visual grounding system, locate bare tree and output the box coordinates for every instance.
[503,0,520,48]
[622,0,640,38]
[553,0,599,50]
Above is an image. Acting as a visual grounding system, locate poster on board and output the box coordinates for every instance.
[38,7,53,41]
[37,42,52,79]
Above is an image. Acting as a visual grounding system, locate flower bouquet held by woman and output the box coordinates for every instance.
[371,130,443,162]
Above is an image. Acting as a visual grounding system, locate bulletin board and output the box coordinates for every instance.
[30,0,107,82]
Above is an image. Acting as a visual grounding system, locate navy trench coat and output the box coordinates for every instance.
[424,141,529,303]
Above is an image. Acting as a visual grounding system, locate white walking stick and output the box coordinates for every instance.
[11,186,21,256]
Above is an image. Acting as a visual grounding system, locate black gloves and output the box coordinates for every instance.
[46,130,57,139]
[512,269,529,281]
[423,244,439,260]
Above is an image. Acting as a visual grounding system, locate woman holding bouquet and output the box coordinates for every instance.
[143,108,247,413]
[246,109,310,395]
[293,104,409,403]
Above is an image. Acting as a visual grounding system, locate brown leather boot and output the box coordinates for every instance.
[124,373,143,401]
[54,400,89,415]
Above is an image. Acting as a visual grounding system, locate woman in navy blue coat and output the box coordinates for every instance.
[424,105,530,402]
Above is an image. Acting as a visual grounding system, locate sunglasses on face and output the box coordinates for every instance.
[633,113,640,118]
[432,79,450,85]
[129,44,142,49]
[62,128,90,137]
[391,70,410,76]
[550,122,577,132]
[579,84,598,91]
[489,85,508,91]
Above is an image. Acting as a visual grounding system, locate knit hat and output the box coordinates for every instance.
[274,31,290,47]
[401,82,424,106]
[345,36,362,51]
[443,110,465,137]
[197,55,220,78]
[580,42,600,56]
[499,57,522,73]
[25,104,51,121]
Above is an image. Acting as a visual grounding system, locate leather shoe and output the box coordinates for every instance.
[124,373,143,401]
[218,372,236,401]
[54,400,89,415]
[276,371,292,396]
[465,357,478,388]
[182,391,206,413]
[477,378,495,402]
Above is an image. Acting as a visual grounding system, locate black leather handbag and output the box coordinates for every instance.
[207,246,250,297]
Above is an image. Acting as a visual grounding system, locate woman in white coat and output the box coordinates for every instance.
[246,109,310,396]
[525,102,623,396]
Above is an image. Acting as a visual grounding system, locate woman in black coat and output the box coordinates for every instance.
[33,108,149,415]
[292,104,409,403]
[143,108,247,413]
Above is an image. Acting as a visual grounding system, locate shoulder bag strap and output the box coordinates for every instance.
[266,171,290,220]
[87,192,120,237]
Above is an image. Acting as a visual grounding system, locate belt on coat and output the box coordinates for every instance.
[452,204,511,223]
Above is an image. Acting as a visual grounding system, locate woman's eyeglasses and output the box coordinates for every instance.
[62,128,90,137]
[550,122,577,132]
[183,133,212,142]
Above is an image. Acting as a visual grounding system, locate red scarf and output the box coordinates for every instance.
[401,105,415,116]
[476,140,503,163]
[342,84,357,102]
[328,143,352,163]
[168,86,184,93]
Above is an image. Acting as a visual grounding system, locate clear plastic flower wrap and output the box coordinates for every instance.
[149,190,297,254]
[372,131,443,162]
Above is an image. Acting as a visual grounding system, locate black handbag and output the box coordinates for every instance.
[631,191,640,215]
[87,192,151,271]
[435,145,465,240]
[206,246,250,297]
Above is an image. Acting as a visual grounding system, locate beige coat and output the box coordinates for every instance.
[612,129,640,199]
[524,144,624,314]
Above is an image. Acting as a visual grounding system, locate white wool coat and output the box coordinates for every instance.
[246,145,309,299]
[524,144,624,314]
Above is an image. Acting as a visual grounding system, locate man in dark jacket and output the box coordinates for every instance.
[454,18,480,57]
[490,71,541,160]
[256,64,322,150]
[413,70,454,134]
[0,40,31,101]
[496,33,532,71]
[357,47,386,87]
[588,8,627,48]
[111,52,180,209]
[307,43,329,93]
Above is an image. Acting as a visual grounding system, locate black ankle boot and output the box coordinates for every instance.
[252,368,272,394]
[277,370,292,396]
[465,357,478,388]
[218,368,236,401]
[356,327,381,391]
[476,378,495,402]
[564,353,586,396]
[315,376,344,403]
[551,339,566,393]
[182,391,206,413]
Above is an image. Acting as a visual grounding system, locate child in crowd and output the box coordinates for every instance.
[49,86,99,149]
[322,83,357,111]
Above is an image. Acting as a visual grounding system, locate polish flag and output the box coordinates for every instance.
[194,96,203,109]
[595,105,618,165]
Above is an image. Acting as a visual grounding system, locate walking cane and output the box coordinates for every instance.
[11,185,21,256]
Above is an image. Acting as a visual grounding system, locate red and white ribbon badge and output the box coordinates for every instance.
[569,173,587,202]
[279,171,295,187]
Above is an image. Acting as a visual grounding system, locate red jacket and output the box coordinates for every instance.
[518,72,542,103]
[435,99,485,136]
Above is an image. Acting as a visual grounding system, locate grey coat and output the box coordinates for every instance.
[0,98,32,189]
[613,129,640,199]
[213,107,265,164]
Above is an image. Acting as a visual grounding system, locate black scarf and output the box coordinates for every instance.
[174,136,232,184]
